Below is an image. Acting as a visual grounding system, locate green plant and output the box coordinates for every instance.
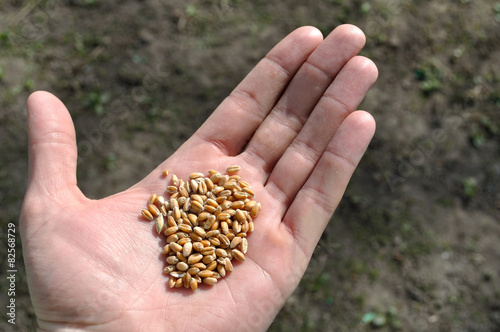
[462,177,478,198]
[414,63,441,94]
[83,91,110,116]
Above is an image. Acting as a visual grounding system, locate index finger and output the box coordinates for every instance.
[183,26,324,157]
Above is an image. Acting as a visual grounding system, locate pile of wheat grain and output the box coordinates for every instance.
[141,165,260,291]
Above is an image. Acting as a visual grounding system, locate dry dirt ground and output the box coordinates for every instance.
[0,0,499,331]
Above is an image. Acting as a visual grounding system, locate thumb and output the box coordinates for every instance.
[26,91,82,200]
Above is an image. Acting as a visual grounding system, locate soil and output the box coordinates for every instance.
[0,0,499,331]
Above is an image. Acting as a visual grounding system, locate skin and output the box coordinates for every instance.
[20,25,378,331]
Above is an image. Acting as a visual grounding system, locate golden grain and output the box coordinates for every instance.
[148,204,161,217]
[179,185,189,198]
[198,270,213,278]
[232,249,245,262]
[205,178,214,191]
[231,201,245,209]
[167,215,176,227]
[176,252,186,262]
[166,256,179,265]
[217,264,226,277]
[157,195,166,206]
[190,233,203,242]
[209,237,221,246]
[201,246,215,255]
[187,253,203,265]
[224,257,234,272]
[156,215,165,234]
[178,224,192,233]
[169,198,179,209]
[210,172,222,183]
[189,278,198,291]
[232,221,241,234]
[183,242,193,257]
[177,237,191,246]
[204,215,216,230]
[241,220,249,233]
[202,254,215,264]
[218,233,230,246]
[166,234,179,244]
[213,185,224,195]
[162,244,171,255]
[168,277,176,289]
[226,165,241,174]
[160,205,167,216]
[163,265,175,274]
[234,209,246,223]
[172,206,181,221]
[215,248,228,257]
[141,209,154,221]
[188,179,197,193]
[148,193,157,205]
[197,212,210,221]
[191,262,206,270]
[230,236,242,249]
[193,242,205,252]
[218,175,229,186]
[171,174,179,186]
[233,191,247,200]
[203,205,216,213]
[244,200,256,211]
[199,180,207,195]
[217,212,230,221]
[206,260,218,271]
[175,261,188,271]
[240,238,248,254]
[169,242,183,253]
[250,202,261,218]
[190,172,204,179]
[183,272,191,289]
[202,277,217,286]
[206,230,220,238]
[167,185,178,194]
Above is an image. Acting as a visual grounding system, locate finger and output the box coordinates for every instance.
[183,26,324,157]
[241,24,367,179]
[265,56,378,208]
[26,91,80,198]
[283,111,376,256]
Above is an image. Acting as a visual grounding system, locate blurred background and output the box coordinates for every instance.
[0,0,499,331]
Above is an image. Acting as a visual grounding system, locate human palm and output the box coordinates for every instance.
[20,25,378,331]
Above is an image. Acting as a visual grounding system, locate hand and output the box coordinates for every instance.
[20,25,377,331]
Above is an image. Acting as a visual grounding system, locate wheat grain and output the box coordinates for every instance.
[226,165,241,174]
[189,277,198,291]
[241,238,248,254]
[176,262,189,271]
[148,204,161,217]
[206,260,217,271]
[232,249,245,262]
[183,242,193,257]
[203,277,217,286]
[156,215,164,234]
[141,209,154,221]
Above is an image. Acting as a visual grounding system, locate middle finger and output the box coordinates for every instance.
[240,24,366,181]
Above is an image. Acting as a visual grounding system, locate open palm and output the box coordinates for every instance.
[20,25,378,331]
